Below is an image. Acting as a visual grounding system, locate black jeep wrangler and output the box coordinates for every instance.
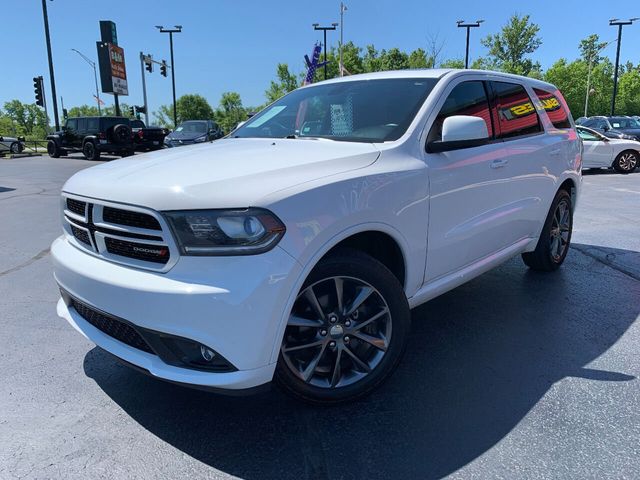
[46,116,135,161]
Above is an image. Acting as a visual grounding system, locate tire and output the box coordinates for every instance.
[111,124,131,145]
[522,189,573,272]
[612,150,638,174]
[120,149,134,157]
[47,140,60,158]
[82,141,100,161]
[10,142,21,154]
[275,248,411,404]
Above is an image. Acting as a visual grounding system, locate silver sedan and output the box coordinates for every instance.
[0,135,24,154]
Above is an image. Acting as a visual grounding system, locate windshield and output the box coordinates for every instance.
[610,117,640,129]
[175,121,208,133]
[233,78,439,142]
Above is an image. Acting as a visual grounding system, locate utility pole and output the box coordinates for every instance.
[41,0,60,130]
[312,23,338,79]
[456,20,484,69]
[156,25,182,128]
[71,48,101,115]
[609,18,638,116]
[140,52,150,124]
[339,3,347,76]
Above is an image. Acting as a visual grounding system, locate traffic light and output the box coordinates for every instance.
[160,60,167,77]
[135,105,146,115]
[63,108,68,119]
[129,106,135,117]
[33,77,43,107]
[144,54,153,73]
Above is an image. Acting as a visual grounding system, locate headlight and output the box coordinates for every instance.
[194,135,207,143]
[164,208,286,255]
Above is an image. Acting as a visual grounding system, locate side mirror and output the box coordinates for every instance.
[602,125,609,132]
[0,136,3,141]
[428,115,489,153]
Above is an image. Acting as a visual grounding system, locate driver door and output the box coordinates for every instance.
[579,129,612,168]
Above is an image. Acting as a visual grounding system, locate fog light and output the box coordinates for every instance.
[200,345,216,362]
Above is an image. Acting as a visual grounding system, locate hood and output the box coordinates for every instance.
[63,138,380,210]
[166,129,206,140]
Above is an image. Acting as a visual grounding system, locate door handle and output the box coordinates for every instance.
[490,159,508,169]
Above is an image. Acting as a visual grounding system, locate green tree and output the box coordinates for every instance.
[2,100,48,139]
[579,34,608,65]
[215,91,247,133]
[408,48,429,69]
[154,94,215,127]
[265,64,299,103]
[481,14,542,76]
[68,105,100,117]
[440,58,465,69]
[617,69,640,115]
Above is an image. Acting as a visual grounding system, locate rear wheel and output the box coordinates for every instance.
[612,150,638,174]
[82,141,100,161]
[9,142,21,154]
[47,140,60,158]
[522,189,572,271]
[275,249,410,404]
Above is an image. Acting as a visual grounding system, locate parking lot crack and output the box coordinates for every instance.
[572,244,640,282]
[0,248,50,277]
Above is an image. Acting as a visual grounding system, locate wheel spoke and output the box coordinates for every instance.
[353,332,388,352]
[330,347,343,387]
[345,286,374,316]
[334,277,344,315]
[288,315,323,328]
[353,307,389,332]
[283,339,324,353]
[301,343,328,381]
[303,286,326,321]
[343,346,371,373]
[550,237,560,257]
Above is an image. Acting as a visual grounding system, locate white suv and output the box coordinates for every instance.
[53,69,581,404]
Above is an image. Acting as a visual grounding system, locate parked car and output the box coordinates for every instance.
[47,116,135,160]
[164,120,224,147]
[580,116,640,141]
[577,125,639,173]
[0,135,24,154]
[52,69,581,404]
[130,119,168,152]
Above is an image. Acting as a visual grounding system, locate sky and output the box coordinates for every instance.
[3,0,640,123]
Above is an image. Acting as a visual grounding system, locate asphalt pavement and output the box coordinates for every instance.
[1,155,639,479]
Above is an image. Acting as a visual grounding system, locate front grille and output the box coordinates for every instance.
[105,237,170,264]
[103,206,161,230]
[70,225,91,246]
[71,298,154,354]
[66,198,86,216]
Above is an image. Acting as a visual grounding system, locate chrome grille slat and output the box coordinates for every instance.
[61,194,177,272]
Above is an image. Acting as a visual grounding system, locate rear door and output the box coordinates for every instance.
[75,118,88,148]
[578,129,612,168]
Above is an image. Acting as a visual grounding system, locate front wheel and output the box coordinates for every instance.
[47,140,60,158]
[82,141,100,161]
[522,189,573,271]
[10,142,22,154]
[612,151,638,174]
[275,249,410,404]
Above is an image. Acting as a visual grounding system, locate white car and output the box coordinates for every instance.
[52,69,581,403]
[577,125,639,173]
[0,135,24,154]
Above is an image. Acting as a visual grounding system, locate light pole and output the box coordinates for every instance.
[156,25,182,128]
[339,2,347,76]
[584,39,616,117]
[609,18,638,115]
[456,20,484,69]
[41,0,60,130]
[71,48,101,115]
[312,23,338,79]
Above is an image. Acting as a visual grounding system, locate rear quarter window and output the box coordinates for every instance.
[534,88,571,129]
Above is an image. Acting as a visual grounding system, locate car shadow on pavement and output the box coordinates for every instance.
[83,243,639,480]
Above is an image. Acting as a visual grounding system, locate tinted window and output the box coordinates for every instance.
[585,118,608,129]
[77,118,87,131]
[493,82,542,139]
[534,88,571,129]
[577,129,600,141]
[87,118,99,131]
[609,117,640,128]
[176,121,208,133]
[234,78,439,143]
[66,119,77,132]
[427,81,493,143]
[101,117,129,130]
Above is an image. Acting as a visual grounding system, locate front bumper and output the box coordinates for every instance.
[52,236,302,390]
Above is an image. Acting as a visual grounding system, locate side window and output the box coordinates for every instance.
[87,118,99,131]
[77,118,87,132]
[533,88,571,129]
[577,130,600,141]
[427,81,493,143]
[492,81,542,139]
[66,119,77,132]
